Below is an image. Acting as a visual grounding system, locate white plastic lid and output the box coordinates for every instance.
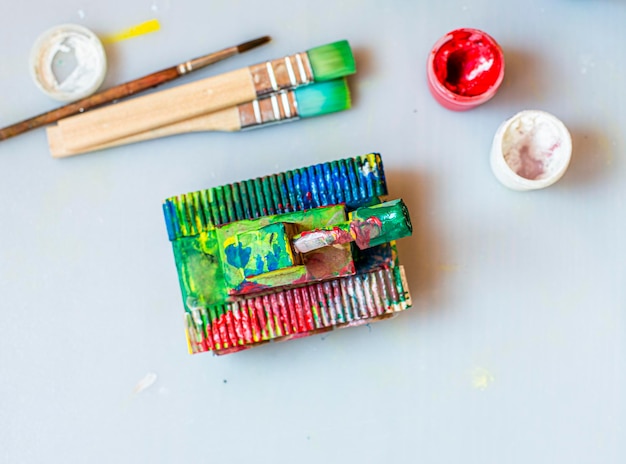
[30,24,107,102]
[490,110,572,191]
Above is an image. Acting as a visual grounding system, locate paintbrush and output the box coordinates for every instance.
[47,78,351,158]
[0,36,271,141]
[55,40,356,152]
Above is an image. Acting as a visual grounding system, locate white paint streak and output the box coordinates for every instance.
[579,54,595,75]
[150,0,171,12]
[133,372,158,394]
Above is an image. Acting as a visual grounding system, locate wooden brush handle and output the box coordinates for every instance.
[0,68,181,141]
[58,68,256,151]
[48,106,241,158]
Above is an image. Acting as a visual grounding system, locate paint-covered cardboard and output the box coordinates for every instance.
[162,153,413,355]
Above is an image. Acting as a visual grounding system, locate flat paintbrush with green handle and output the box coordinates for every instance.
[47,78,351,158]
[55,40,356,152]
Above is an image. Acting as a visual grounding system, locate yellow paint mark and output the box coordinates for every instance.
[102,19,161,44]
[185,327,194,354]
[598,134,615,166]
[471,367,495,390]
[438,263,459,272]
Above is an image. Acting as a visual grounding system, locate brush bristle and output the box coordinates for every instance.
[237,36,271,53]
[307,40,356,81]
[294,78,351,118]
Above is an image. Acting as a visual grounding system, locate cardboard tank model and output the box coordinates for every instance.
[162,153,413,355]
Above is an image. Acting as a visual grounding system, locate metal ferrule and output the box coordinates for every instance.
[249,52,314,96]
[238,90,300,130]
[176,47,237,74]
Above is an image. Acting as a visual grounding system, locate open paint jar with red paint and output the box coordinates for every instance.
[427,28,505,111]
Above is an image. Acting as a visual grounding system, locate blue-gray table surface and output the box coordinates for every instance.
[0,1,624,463]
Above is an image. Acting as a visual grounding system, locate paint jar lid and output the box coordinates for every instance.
[490,110,572,191]
[30,24,107,102]
[427,28,505,111]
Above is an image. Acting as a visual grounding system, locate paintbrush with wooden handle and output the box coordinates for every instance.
[47,78,351,157]
[0,36,271,141]
[54,40,355,152]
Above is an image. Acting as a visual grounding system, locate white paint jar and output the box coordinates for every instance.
[30,24,107,102]
[490,110,572,191]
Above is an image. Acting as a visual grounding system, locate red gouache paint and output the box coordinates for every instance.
[427,28,505,111]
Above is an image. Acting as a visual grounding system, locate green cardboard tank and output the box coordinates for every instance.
[162,153,413,355]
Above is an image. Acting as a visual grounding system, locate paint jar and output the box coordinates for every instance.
[30,24,107,101]
[427,28,505,111]
[490,110,572,191]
